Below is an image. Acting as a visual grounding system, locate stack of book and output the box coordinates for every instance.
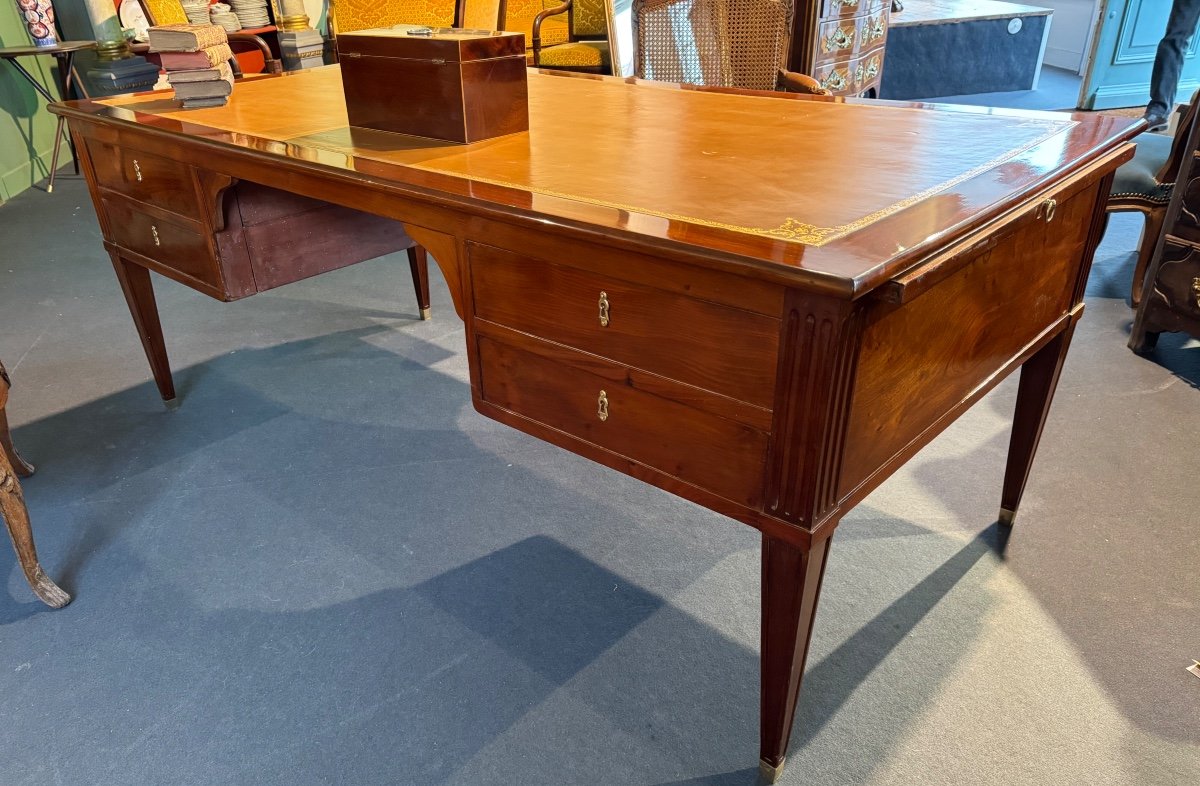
[147,24,236,109]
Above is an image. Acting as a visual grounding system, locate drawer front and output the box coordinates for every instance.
[814,47,884,94]
[87,139,200,220]
[821,0,888,21]
[814,10,887,64]
[1155,240,1200,319]
[477,335,768,506]
[103,196,222,289]
[469,243,780,409]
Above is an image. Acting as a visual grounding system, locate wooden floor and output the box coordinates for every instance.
[893,0,1052,27]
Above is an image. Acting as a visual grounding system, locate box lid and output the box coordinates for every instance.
[335,25,526,63]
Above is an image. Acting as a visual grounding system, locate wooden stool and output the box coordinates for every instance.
[0,360,69,608]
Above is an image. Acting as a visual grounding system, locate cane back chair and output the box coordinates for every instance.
[532,0,611,72]
[629,0,824,93]
[1106,92,1200,306]
[328,0,462,35]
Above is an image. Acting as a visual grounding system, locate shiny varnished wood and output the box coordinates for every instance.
[51,67,1138,779]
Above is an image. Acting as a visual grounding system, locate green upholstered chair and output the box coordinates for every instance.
[1107,94,1199,306]
[532,0,611,73]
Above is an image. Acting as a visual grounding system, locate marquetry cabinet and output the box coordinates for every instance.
[791,0,890,97]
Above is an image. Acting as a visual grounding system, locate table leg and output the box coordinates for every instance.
[0,368,69,609]
[759,531,833,783]
[407,245,432,320]
[110,252,176,401]
[999,321,1078,526]
[57,52,81,176]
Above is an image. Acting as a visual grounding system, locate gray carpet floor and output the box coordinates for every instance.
[0,175,1197,785]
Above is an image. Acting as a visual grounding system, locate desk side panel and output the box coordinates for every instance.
[838,178,1102,496]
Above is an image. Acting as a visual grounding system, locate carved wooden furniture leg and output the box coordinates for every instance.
[1131,208,1166,307]
[999,320,1079,526]
[0,408,34,477]
[407,245,432,320]
[0,364,70,608]
[110,251,176,401]
[759,531,833,783]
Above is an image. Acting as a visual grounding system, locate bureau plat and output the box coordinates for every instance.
[51,66,1137,780]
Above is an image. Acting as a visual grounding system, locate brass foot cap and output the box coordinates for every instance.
[759,758,785,783]
[46,184,54,194]
[420,307,432,320]
[998,507,1017,527]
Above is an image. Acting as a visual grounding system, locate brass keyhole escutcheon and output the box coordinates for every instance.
[1192,276,1200,308]
[151,225,160,246]
[597,390,609,421]
[599,291,610,327]
[133,159,143,182]
[1042,198,1057,222]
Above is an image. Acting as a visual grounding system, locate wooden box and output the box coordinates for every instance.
[337,26,529,143]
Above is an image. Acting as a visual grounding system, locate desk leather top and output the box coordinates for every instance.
[53,66,1137,296]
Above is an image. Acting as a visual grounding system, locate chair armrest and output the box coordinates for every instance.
[532,1,571,66]
[229,32,284,74]
[777,70,831,95]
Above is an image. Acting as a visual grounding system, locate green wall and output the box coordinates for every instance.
[0,2,70,204]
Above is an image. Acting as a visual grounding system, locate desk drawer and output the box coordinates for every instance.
[87,139,199,220]
[469,243,779,409]
[103,196,221,289]
[477,334,767,506]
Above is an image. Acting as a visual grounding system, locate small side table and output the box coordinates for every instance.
[0,360,69,608]
[0,41,96,194]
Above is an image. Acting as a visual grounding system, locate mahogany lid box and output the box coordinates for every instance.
[336,25,529,144]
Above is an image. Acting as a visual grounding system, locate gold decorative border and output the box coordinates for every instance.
[406,117,1076,247]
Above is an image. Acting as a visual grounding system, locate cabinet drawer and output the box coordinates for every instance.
[469,243,780,409]
[102,196,222,290]
[477,335,768,506]
[814,10,887,65]
[87,139,200,219]
[813,47,883,94]
[821,0,887,21]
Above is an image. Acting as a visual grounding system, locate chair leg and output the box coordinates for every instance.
[1132,209,1166,308]
[407,245,431,320]
[0,371,69,608]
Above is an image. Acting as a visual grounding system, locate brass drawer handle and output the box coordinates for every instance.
[1192,277,1200,308]
[133,159,143,182]
[598,291,610,327]
[823,27,854,52]
[1037,198,1057,222]
[151,225,160,246]
[597,390,609,421]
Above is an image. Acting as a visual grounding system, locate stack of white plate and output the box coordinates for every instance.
[209,3,242,31]
[228,0,270,28]
[181,0,211,24]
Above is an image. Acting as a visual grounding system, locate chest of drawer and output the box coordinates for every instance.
[102,195,222,290]
[1155,239,1200,319]
[87,139,200,220]
[821,0,888,21]
[468,243,780,409]
[477,334,768,506]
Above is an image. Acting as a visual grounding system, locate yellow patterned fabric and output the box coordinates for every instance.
[330,0,458,34]
[571,0,607,38]
[540,40,608,67]
[505,0,569,48]
[142,0,189,25]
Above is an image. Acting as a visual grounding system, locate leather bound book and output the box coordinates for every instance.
[158,44,234,70]
[172,74,235,100]
[337,25,528,144]
[165,62,234,84]
[148,23,228,53]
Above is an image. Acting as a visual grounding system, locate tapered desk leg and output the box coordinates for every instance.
[110,253,176,401]
[760,531,833,783]
[407,246,431,320]
[999,322,1077,526]
[0,367,69,608]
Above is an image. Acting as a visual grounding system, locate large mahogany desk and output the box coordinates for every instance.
[51,68,1136,780]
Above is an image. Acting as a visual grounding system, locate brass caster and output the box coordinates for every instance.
[759,757,785,783]
[998,507,1017,527]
